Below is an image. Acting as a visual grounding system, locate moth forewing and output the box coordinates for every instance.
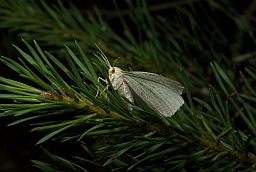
[116,82,134,110]
[125,71,184,95]
[116,81,134,103]
[106,63,184,117]
[123,72,184,117]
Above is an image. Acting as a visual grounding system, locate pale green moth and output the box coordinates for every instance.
[99,52,184,117]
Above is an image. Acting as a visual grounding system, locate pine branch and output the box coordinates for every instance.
[0,0,256,171]
[0,40,256,171]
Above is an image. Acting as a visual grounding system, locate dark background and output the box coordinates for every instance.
[0,0,255,171]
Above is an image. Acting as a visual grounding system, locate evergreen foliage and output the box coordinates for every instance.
[0,0,256,171]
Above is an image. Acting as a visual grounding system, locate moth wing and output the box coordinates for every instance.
[123,74,184,117]
[116,80,134,108]
[125,71,183,95]
[116,81,134,103]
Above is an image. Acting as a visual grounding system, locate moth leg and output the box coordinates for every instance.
[96,77,109,98]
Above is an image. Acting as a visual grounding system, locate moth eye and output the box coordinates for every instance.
[111,68,115,73]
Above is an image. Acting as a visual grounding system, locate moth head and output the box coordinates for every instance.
[109,67,122,77]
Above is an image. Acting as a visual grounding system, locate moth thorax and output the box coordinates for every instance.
[109,67,124,90]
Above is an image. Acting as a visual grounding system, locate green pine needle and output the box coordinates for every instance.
[0,0,256,171]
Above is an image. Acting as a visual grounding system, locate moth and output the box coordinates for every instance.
[99,52,184,117]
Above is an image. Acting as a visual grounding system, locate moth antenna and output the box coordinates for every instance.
[113,57,121,67]
[95,43,111,68]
